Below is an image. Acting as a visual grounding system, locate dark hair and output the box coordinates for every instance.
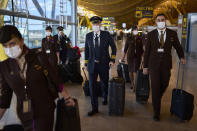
[0,25,22,44]
[57,26,64,31]
[156,13,166,19]
[45,26,52,31]
[132,25,138,31]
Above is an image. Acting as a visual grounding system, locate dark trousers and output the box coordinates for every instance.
[88,63,109,111]
[3,125,24,131]
[19,111,54,131]
[33,112,54,131]
[150,64,171,116]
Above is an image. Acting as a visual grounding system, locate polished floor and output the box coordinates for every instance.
[65,39,197,131]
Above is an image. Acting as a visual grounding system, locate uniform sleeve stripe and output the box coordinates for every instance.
[85,60,88,63]
[111,55,116,59]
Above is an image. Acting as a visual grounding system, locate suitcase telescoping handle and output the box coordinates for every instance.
[176,62,185,93]
[82,67,88,81]
[119,59,126,82]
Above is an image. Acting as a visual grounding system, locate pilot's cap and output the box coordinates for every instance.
[90,16,102,24]
[57,26,64,31]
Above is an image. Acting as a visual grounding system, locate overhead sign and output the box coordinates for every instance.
[136,6,153,18]
[102,17,115,27]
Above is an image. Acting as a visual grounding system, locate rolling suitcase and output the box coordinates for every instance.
[55,98,81,131]
[108,77,125,116]
[135,69,150,103]
[170,63,194,121]
[57,64,69,83]
[82,67,102,97]
[117,60,131,83]
[82,67,90,96]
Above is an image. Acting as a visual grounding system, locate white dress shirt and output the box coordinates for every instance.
[93,31,101,47]
[157,28,166,43]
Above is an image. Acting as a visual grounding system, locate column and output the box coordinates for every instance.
[71,0,77,46]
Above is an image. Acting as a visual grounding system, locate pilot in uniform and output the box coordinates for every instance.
[84,16,117,116]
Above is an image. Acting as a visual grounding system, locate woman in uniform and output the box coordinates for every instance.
[122,26,143,92]
[0,25,75,131]
[41,26,60,68]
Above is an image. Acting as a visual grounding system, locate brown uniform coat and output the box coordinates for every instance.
[0,46,61,131]
[41,36,59,67]
[143,28,184,116]
[124,35,143,72]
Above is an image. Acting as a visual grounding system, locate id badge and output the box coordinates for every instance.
[157,48,164,53]
[23,99,31,113]
[46,50,51,54]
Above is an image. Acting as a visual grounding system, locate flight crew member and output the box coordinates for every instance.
[122,26,143,92]
[85,16,117,116]
[0,25,75,131]
[143,13,186,121]
[42,26,60,67]
[53,26,71,64]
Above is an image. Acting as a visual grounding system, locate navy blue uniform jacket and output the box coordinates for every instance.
[85,31,117,74]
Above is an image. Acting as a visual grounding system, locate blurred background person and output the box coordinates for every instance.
[42,26,60,68]
[122,26,143,92]
[53,26,71,65]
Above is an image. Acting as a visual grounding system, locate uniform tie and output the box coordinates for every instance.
[94,34,100,61]
[160,31,164,48]
[95,34,99,48]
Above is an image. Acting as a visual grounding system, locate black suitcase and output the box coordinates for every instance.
[62,64,83,84]
[108,77,125,116]
[57,64,69,83]
[170,63,194,121]
[82,67,102,97]
[117,60,131,83]
[55,98,81,131]
[135,69,150,103]
[3,125,24,131]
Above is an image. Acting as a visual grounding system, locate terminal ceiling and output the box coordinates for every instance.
[78,0,197,28]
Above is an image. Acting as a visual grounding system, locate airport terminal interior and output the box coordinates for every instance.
[0,0,197,131]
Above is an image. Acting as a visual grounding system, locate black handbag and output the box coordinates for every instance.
[37,55,59,100]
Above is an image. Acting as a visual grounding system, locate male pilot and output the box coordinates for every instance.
[53,26,71,64]
[85,16,117,116]
[143,13,186,121]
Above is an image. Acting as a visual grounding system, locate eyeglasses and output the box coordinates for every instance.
[156,19,165,22]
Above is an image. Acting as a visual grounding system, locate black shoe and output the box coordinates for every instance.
[153,115,160,122]
[102,100,108,105]
[87,110,99,116]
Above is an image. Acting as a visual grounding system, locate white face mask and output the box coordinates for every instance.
[133,30,138,35]
[46,31,52,36]
[157,22,166,29]
[4,45,22,58]
[92,25,100,32]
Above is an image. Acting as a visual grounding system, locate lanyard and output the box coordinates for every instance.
[19,60,28,99]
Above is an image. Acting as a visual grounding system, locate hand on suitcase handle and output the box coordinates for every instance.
[109,61,114,68]
[119,59,125,64]
[65,97,75,107]
[180,58,186,65]
[143,68,148,75]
